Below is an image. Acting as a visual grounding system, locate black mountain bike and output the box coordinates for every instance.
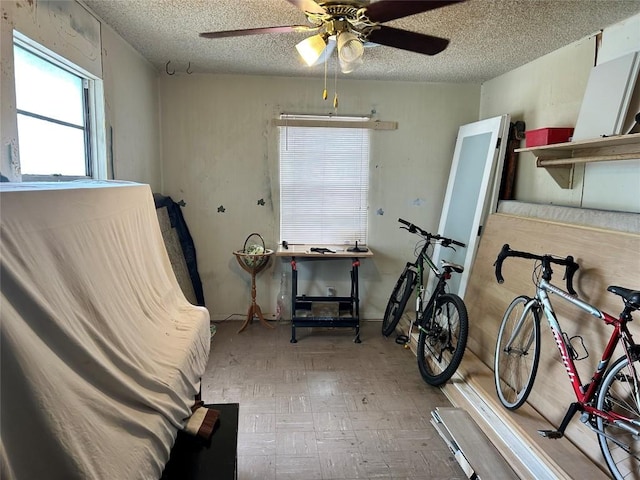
[382,218,469,386]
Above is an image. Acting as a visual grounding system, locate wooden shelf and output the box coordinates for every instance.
[515,132,640,188]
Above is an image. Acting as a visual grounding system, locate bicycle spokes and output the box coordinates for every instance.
[596,357,640,478]
[420,303,457,361]
[629,361,640,416]
[610,371,640,423]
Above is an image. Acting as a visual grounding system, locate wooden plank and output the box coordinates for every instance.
[273,118,397,130]
[538,152,640,166]
[462,212,640,474]
[433,407,519,480]
[516,132,640,154]
[431,411,476,479]
[275,244,373,258]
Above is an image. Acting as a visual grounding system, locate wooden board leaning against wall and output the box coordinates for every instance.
[464,212,640,472]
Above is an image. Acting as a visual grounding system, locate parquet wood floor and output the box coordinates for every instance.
[202,321,466,480]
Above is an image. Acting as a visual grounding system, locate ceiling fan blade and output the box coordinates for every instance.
[200,25,318,39]
[364,0,464,23]
[285,0,327,15]
[366,26,449,56]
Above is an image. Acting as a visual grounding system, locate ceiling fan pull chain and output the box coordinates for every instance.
[333,56,339,110]
[323,55,328,100]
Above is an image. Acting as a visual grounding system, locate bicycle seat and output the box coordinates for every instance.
[441,261,464,273]
[608,286,640,310]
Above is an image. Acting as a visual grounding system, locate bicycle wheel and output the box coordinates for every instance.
[417,293,468,386]
[596,355,640,480]
[494,295,540,410]
[381,269,416,337]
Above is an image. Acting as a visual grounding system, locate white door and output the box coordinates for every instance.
[431,115,510,298]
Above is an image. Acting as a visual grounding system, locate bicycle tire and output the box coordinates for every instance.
[494,295,540,410]
[381,269,416,337]
[596,354,640,480]
[417,293,468,386]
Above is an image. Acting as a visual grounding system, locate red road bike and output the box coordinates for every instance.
[493,244,640,479]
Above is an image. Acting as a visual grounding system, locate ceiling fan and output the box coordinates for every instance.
[200,0,465,74]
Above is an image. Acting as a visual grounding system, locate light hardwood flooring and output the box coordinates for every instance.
[201,320,467,480]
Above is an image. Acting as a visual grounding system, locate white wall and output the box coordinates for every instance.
[159,74,480,319]
[480,14,640,212]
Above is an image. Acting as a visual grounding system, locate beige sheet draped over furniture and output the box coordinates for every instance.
[0,181,211,480]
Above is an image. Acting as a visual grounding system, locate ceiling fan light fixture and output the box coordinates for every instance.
[337,30,364,63]
[295,34,328,66]
[339,55,363,74]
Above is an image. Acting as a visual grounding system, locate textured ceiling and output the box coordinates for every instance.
[82,0,640,82]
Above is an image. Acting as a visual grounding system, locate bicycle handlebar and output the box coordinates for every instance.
[494,244,579,295]
[397,218,466,248]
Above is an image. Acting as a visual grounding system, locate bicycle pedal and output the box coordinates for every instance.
[537,429,564,439]
[395,335,409,345]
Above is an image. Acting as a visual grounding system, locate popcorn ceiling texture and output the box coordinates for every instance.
[83,0,640,82]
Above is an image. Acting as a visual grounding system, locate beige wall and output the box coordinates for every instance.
[480,38,592,207]
[0,0,161,189]
[480,14,640,212]
[101,25,162,190]
[158,75,480,319]
[4,1,638,321]
[0,2,19,181]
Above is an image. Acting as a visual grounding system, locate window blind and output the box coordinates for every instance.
[279,115,370,245]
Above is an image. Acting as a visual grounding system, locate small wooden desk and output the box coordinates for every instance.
[276,244,373,343]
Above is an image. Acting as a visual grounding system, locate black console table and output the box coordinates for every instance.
[161,403,239,480]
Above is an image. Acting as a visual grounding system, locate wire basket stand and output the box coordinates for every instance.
[233,233,274,333]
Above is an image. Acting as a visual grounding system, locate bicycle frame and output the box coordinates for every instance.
[409,244,451,329]
[535,278,640,431]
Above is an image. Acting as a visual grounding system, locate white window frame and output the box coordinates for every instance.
[13,31,107,181]
[279,114,370,245]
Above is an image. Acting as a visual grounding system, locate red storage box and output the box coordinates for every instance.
[525,127,574,147]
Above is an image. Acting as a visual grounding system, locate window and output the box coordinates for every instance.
[279,115,370,245]
[13,33,105,180]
